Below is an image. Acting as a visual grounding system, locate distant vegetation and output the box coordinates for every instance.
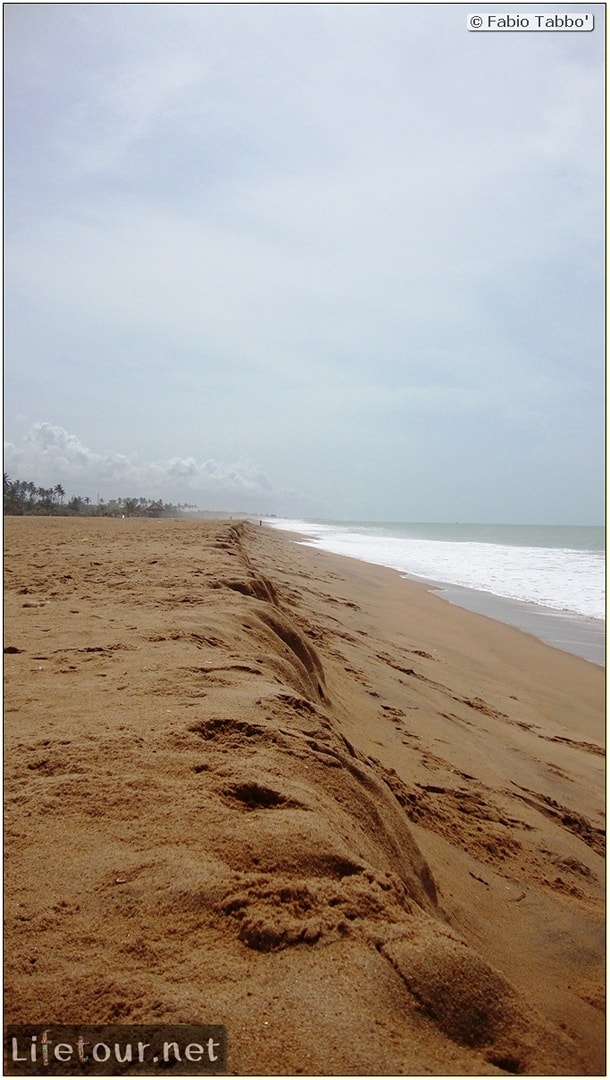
[3,474,196,518]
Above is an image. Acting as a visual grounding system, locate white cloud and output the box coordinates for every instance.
[4,423,274,508]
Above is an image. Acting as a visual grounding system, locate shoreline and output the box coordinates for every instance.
[268,522,605,667]
[4,517,605,1075]
[425,578,604,667]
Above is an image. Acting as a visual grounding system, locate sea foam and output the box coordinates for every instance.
[267,519,605,622]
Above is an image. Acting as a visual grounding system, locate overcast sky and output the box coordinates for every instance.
[4,3,605,522]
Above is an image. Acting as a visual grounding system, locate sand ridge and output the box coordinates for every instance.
[4,517,605,1074]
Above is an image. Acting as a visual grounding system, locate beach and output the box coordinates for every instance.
[4,516,605,1075]
[267,519,605,667]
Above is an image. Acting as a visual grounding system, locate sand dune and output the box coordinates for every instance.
[4,518,605,1074]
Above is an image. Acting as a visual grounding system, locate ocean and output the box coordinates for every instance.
[266,519,605,666]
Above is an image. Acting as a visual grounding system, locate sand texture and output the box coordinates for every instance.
[4,518,605,1075]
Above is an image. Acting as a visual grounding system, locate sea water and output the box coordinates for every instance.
[266,519,605,666]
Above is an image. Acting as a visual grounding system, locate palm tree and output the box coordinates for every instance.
[123,498,139,517]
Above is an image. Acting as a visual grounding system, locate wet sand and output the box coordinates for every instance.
[427,581,604,667]
[4,517,605,1075]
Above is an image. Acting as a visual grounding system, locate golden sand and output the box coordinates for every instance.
[4,517,605,1074]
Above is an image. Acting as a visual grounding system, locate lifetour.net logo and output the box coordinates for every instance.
[4,1025,228,1075]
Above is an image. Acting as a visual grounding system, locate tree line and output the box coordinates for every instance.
[3,474,196,518]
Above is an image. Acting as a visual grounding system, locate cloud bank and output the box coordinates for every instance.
[4,423,274,510]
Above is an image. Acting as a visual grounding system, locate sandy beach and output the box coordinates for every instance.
[4,517,605,1075]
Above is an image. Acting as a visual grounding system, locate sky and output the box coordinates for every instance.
[4,2,605,523]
